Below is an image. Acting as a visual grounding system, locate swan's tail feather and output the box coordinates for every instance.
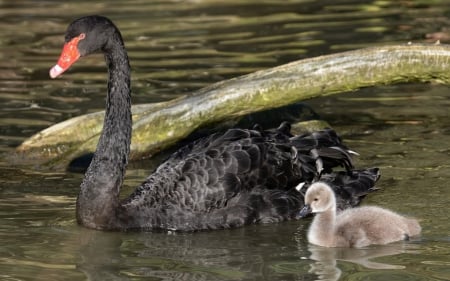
[317,167,381,211]
[405,218,422,236]
[289,128,355,181]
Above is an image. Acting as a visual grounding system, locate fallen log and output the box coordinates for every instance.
[15,43,450,167]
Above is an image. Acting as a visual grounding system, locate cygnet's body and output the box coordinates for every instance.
[299,182,421,248]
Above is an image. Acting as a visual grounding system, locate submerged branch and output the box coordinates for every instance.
[15,43,450,167]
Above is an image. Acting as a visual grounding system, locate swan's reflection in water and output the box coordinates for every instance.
[74,224,421,281]
[307,243,419,281]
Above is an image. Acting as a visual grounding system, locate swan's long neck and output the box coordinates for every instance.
[76,31,131,229]
[308,200,337,247]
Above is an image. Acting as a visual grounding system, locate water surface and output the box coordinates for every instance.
[1,1,450,280]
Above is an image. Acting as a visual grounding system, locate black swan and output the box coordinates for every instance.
[49,15,380,231]
[298,182,421,247]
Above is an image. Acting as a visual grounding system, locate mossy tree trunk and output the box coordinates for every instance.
[15,44,450,168]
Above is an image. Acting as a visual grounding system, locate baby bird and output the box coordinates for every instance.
[298,182,421,248]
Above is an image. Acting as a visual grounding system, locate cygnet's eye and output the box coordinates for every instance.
[313,198,318,201]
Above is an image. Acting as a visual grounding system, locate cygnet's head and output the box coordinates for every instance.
[298,182,336,217]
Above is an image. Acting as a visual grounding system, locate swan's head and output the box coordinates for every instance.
[298,182,336,217]
[50,15,121,78]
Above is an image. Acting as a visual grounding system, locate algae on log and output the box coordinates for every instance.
[16,43,450,166]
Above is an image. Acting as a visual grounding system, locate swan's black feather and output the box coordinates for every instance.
[120,125,380,231]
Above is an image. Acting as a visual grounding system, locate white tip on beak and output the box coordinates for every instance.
[49,64,64,79]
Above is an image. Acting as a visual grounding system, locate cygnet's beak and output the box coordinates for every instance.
[297,204,312,218]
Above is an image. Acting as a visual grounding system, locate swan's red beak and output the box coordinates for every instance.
[50,34,84,78]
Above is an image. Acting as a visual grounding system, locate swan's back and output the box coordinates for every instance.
[336,206,421,247]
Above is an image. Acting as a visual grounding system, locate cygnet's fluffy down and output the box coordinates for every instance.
[299,182,421,248]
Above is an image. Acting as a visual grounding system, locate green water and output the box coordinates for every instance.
[1,1,450,280]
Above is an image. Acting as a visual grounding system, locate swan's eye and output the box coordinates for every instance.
[313,198,318,201]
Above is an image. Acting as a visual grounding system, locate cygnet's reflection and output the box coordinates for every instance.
[307,243,419,281]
